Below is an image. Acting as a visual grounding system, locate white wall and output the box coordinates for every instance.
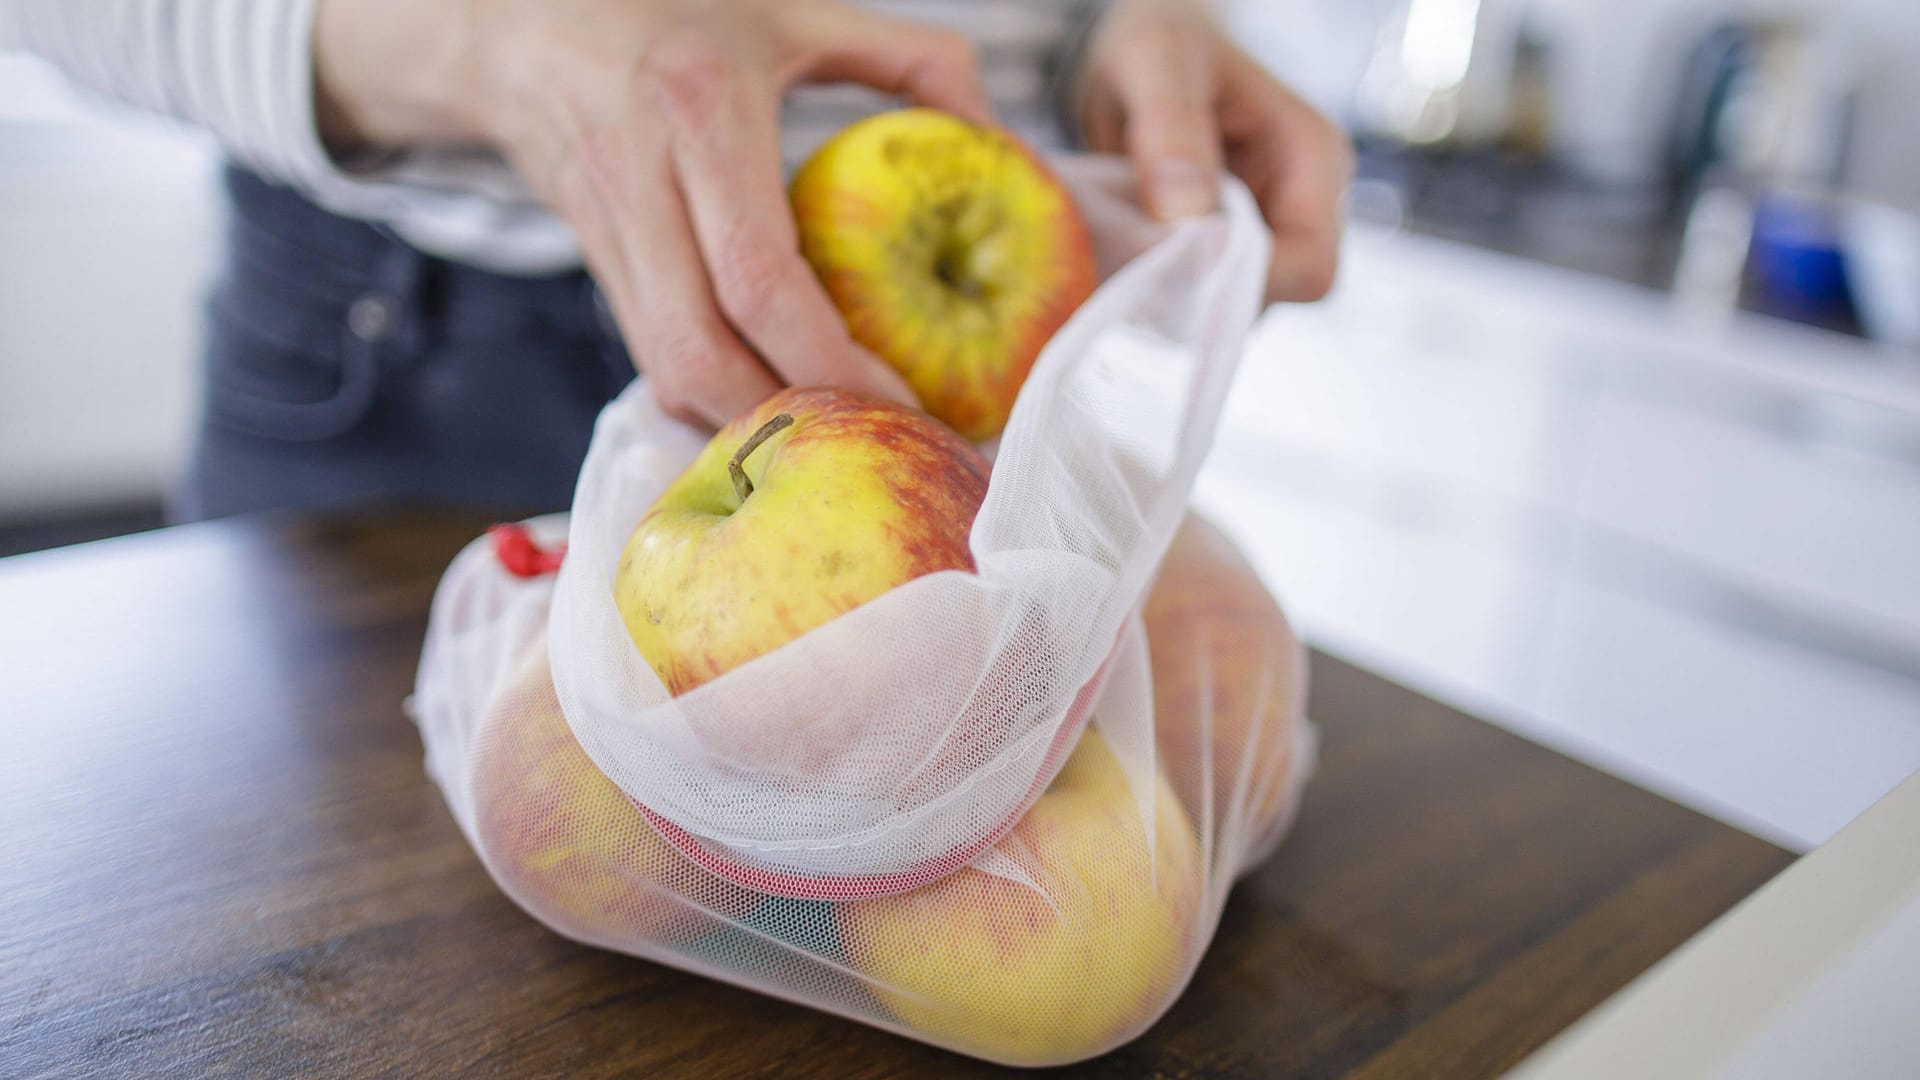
[0,57,220,517]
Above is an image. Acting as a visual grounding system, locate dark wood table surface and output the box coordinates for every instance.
[0,507,1793,1078]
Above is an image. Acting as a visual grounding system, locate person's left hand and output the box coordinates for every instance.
[1076,0,1354,303]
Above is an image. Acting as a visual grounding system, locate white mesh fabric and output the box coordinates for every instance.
[544,157,1273,890]
[411,513,569,837]
[412,511,1314,1067]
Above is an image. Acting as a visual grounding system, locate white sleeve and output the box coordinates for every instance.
[0,0,582,273]
[0,0,348,191]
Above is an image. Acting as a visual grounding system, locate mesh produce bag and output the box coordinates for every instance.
[415,514,1313,1066]
[411,159,1317,1066]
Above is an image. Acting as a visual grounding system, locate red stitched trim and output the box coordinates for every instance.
[489,523,567,578]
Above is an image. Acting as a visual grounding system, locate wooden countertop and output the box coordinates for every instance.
[0,507,1793,1077]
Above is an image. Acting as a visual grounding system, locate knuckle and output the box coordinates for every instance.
[1132,101,1218,160]
[1136,96,1209,137]
[1310,112,1357,175]
[657,394,702,426]
[1103,11,1154,51]
[1292,251,1340,302]
[1115,60,1213,122]
[1112,8,1194,58]
[647,30,733,123]
[648,371,700,423]
[665,321,728,372]
[649,314,771,424]
[712,243,792,329]
[927,29,978,70]
[644,332,717,418]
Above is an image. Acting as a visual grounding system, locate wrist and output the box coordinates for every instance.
[313,0,488,152]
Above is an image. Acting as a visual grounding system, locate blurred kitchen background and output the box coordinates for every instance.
[3,0,1916,853]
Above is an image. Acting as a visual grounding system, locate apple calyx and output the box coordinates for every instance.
[728,412,794,505]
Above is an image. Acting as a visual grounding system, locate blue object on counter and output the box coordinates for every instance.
[1748,191,1859,326]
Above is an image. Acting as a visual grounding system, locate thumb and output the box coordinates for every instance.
[1112,43,1222,220]
[789,4,992,124]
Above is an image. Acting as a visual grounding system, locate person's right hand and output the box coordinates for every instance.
[314,0,990,428]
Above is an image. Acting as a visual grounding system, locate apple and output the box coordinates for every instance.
[1143,517,1309,862]
[614,385,989,696]
[472,639,756,944]
[837,729,1202,1067]
[791,108,1097,441]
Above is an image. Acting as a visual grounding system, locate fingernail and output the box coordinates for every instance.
[1151,160,1217,220]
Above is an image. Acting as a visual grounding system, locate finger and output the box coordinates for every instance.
[1079,80,1126,157]
[568,126,784,427]
[1230,131,1346,302]
[1220,55,1352,302]
[658,59,919,407]
[1104,24,1223,220]
[784,3,992,123]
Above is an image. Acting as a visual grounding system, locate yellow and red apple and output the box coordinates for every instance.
[1143,517,1308,858]
[792,108,1096,441]
[472,640,756,944]
[614,385,989,696]
[837,729,1202,1066]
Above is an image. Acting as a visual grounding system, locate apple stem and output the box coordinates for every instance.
[728,412,794,504]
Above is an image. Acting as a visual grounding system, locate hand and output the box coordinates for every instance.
[1076,0,1354,303]
[314,0,989,428]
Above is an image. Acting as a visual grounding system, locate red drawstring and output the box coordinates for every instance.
[489,523,567,578]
